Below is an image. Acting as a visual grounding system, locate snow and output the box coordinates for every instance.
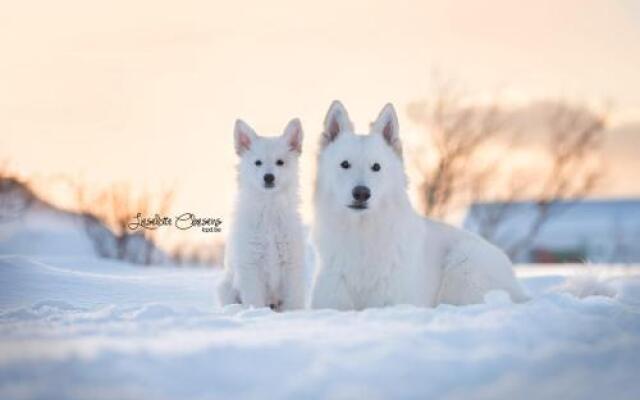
[0,200,97,257]
[1,256,639,400]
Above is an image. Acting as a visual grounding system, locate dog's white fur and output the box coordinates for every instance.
[218,118,306,311]
[311,101,528,310]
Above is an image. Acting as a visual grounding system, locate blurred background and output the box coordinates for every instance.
[1,0,639,266]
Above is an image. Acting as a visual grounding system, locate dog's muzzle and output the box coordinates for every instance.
[348,203,368,210]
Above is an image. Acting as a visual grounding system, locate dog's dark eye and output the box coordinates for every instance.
[340,160,350,169]
[372,163,381,172]
[276,159,284,166]
[255,160,262,166]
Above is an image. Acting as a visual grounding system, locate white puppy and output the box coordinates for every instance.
[311,101,528,310]
[218,118,305,311]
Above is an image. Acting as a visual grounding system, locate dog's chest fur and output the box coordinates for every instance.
[334,232,396,308]
[317,212,437,309]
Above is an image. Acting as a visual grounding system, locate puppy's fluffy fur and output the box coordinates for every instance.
[218,118,305,311]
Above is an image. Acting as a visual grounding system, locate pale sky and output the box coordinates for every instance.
[2,0,639,245]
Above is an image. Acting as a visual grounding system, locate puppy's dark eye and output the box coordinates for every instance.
[372,163,381,172]
[340,160,350,169]
[255,160,262,166]
[276,159,284,166]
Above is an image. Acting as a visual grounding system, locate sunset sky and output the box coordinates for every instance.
[2,0,639,242]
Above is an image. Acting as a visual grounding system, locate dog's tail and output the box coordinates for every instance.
[553,270,618,299]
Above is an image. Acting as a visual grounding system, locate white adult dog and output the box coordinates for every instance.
[218,118,306,311]
[310,101,528,310]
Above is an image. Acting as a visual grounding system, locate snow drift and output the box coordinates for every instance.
[1,255,639,400]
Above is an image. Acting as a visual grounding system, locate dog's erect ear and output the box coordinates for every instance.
[234,119,257,156]
[283,118,303,155]
[372,103,402,156]
[321,100,353,148]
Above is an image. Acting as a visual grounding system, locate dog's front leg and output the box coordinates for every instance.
[310,270,354,310]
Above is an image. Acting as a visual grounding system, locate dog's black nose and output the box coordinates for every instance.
[264,173,275,185]
[352,185,371,202]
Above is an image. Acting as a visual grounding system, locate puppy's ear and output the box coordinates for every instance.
[283,118,303,155]
[321,100,353,148]
[234,119,257,156]
[371,103,402,157]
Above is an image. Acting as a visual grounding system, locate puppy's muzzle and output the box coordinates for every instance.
[263,173,275,188]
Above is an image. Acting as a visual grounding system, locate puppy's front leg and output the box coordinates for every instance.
[217,270,240,306]
[280,265,306,311]
[236,270,267,308]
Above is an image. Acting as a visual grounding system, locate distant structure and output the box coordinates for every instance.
[464,199,640,264]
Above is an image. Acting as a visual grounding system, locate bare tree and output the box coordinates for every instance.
[499,101,605,259]
[170,239,224,268]
[75,181,174,265]
[410,82,607,260]
[0,161,34,222]
[409,81,511,219]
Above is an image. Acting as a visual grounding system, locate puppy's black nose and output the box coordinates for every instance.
[264,173,275,185]
[352,185,371,202]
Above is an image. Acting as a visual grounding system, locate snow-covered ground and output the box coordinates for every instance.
[1,255,639,400]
